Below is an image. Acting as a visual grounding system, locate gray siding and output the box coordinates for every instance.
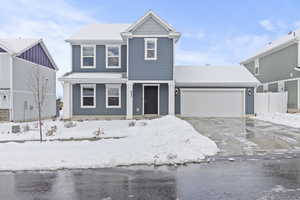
[285,80,298,109]
[133,16,169,35]
[268,83,278,92]
[72,45,127,73]
[175,87,181,115]
[12,58,56,121]
[244,61,255,75]
[244,43,300,83]
[175,87,254,115]
[128,38,173,80]
[256,85,264,93]
[18,43,54,69]
[132,83,169,115]
[245,87,255,115]
[72,84,127,115]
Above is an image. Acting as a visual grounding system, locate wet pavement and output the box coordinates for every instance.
[2,117,300,199]
[185,117,300,156]
[1,158,300,200]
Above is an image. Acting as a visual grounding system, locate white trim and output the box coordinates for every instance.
[129,80,172,83]
[180,88,246,117]
[260,77,300,85]
[254,58,259,75]
[9,55,13,121]
[125,10,176,33]
[106,45,121,69]
[144,38,157,60]
[126,82,133,119]
[298,80,300,109]
[132,35,174,38]
[106,84,121,108]
[126,38,129,79]
[80,84,96,108]
[81,45,96,69]
[142,84,160,115]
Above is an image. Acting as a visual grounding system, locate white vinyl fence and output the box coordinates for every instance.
[255,92,288,114]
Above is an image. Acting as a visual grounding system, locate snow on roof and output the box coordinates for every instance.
[0,38,40,55]
[241,30,300,64]
[66,24,131,42]
[59,72,127,83]
[175,65,260,87]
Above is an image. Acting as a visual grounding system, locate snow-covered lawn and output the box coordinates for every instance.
[0,116,218,171]
[253,112,300,128]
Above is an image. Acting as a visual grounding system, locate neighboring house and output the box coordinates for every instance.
[241,30,300,112]
[60,11,259,119]
[0,38,58,121]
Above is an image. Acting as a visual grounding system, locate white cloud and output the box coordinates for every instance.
[259,19,275,31]
[183,31,205,40]
[0,0,97,97]
[176,34,271,66]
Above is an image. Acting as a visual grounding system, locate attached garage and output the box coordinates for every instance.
[175,65,260,117]
[181,88,245,117]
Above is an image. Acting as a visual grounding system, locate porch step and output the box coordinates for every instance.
[0,109,9,121]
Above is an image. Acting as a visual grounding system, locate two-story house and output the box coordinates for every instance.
[0,38,58,121]
[60,11,259,119]
[241,30,300,112]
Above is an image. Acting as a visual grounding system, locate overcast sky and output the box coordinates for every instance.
[1,0,299,97]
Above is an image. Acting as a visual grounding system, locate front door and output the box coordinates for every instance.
[144,86,158,115]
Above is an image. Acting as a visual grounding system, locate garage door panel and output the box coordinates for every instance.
[181,89,245,117]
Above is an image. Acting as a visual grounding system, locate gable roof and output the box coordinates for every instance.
[175,65,260,87]
[125,10,176,33]
[241,30,300,64]
[66,24,131,43]
[0,38,58,70]
[66,11,181,43]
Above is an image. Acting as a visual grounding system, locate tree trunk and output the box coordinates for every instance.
[38,101,42,142]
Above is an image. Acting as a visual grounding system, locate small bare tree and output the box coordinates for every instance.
[28,67,49,142]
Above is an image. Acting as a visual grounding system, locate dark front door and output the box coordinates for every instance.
[144,86,158,115]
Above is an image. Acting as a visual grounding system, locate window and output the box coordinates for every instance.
[144,38,157,60]
[81,84,96,108]
[81,45,95,68]
[106,45,121,68]
[106,84,121,108]
[254,58,259,75]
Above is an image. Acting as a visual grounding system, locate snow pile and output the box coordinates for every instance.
[0,116,218,171]
[254,113,300,128]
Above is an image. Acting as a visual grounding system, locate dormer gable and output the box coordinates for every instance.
[121,10,180,42]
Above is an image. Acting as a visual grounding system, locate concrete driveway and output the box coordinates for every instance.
[184,117,300,156]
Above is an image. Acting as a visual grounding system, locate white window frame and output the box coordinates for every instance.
[106,84,121,108]
[144,38,157,60]
[80,84,96,108]
[254,58,259,75]
[106,45,121,68]
[81,45,96,69]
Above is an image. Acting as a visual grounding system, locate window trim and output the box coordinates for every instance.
[81,45,96,69]
[106,45,121,69]
[144,38,157,60]
[254,58,259,75]
[106,84,121,108]
[80,84,96,108]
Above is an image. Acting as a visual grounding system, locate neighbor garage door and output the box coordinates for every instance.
[181,88,245,117]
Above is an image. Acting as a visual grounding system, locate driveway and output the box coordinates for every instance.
[184,117,300,156]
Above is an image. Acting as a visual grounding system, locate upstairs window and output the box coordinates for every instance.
[106,84,121,108]
[254,58,259,75]
[106,45,121,68]
[81,45,95,68]
[144,38,157,60]
[81,84,96,108]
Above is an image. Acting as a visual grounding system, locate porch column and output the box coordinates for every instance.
[126,82,133,119]
[63,82,72,119]
[168,82,175,115]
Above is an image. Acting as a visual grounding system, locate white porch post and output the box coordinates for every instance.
[63,82,72,119]
[168,81,175,115]
[126,82,133,119]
